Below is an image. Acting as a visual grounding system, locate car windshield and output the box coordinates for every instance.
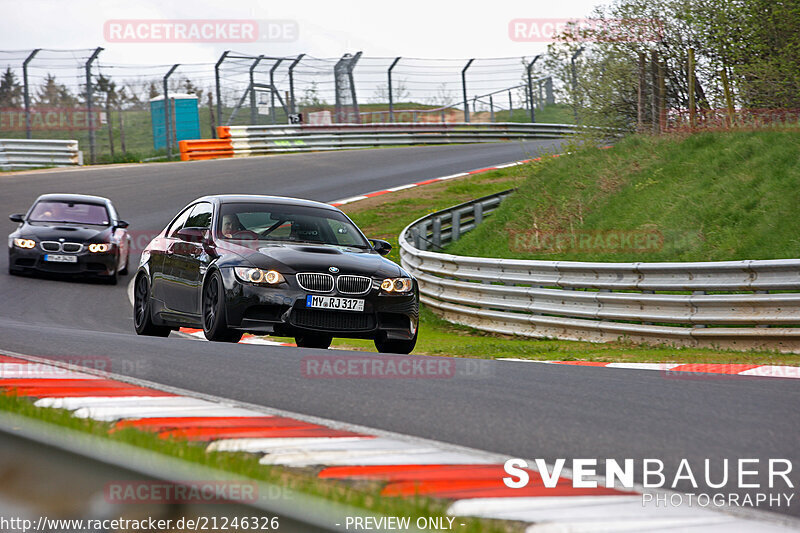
[28,201,110,226]
[217,202,370,249]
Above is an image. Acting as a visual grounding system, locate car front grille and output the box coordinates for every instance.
[336,275,372,295]
[40,241,83,253]
[291,308,375,331]
[296,273,335,293]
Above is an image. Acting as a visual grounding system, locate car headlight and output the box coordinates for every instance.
[13,238,36,249]
[234,267,285,285]
[88,243,109,253]
[381,277,413,294]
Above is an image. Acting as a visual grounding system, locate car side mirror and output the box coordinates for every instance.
[115,220,129,229]
[9,214,24,223]
[370,239,392,256]
[175,227,208,243]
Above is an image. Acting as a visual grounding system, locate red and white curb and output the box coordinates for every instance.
[177,327,296,347]
[1,351,796,532]
[328,159,534,207]
[499,360,800,380]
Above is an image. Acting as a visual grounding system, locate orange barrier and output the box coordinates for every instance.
[216,126,232,139]
[178,139,233,161]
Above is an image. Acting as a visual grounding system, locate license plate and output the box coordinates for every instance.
[44,254,77,263]
[306,295,364,312]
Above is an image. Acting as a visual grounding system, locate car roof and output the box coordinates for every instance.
[34,193,113,206]
[194,195,339,211]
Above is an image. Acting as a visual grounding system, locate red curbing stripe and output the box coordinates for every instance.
[0,379,141,389]
[115,416,277,431]
[156,417,316,438]
[0,355,28,363]
[364,190,391,198]
[179,327,203,334]
[320,464,510,481]
[414,178,440,186]
[467,167,496,175]
[2,386,174,398]
[398,484,632,500]
[159,426,367,442]
[556,361,611,367]
[668,363,762,374]
[381,476,631,498]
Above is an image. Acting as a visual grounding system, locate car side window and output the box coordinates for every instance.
[166,206,194,238]
[185,202,213,229]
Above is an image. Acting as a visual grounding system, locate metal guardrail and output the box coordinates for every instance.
[180,123,584,160]
[399,191,800,352]
[0,138,83,170]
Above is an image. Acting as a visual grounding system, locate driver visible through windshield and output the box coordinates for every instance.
[217,202,371,249]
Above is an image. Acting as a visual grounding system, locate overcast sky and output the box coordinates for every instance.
[1,0,610,63]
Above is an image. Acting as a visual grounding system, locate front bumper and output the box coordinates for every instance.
[8,245,117,277]
[219,268,418,341]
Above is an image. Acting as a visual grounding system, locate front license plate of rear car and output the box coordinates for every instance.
[306,295,365,312]
[44,254,77,263]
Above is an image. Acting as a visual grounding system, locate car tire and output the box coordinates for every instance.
[133,274,171,337]
[203,270,243,343]
[295,334,333,349]
[374,331,418,354]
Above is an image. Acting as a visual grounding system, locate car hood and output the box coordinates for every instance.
[16,222,111,242]
[229,242,404,278]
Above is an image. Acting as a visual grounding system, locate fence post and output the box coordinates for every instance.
[526,55,540,123]
[570,47,584,124]
[688,47,696,129]
[508,90,513,120]
[388,56,401,123]
[720,68,734,128]
[22,49,40,140]
[651,50,659,134]
[163,64,179,160]
[84,47,103,165]
[489,94,494,122]
[462,59,475,123]
[637,52,645,130]
[349,52,362,124]
[214,51,229,131]
[269,58,284,124]
[288,53,304,115]
[249,55,264,125]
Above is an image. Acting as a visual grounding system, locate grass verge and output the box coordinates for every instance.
[328,143,800,366]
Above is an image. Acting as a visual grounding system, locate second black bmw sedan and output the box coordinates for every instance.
[134,195,419,353]
[8,193,131,284]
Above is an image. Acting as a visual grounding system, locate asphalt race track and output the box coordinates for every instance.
[1,141,799,519]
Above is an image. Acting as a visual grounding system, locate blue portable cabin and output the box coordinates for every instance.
[149,93,201,150]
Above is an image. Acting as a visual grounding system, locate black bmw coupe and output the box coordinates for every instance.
[8,193,131,284]
[134,195,419,353]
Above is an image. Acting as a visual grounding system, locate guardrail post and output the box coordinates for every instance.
[215,51,229,131]
[388,57,401,123]
[474,202,483,226]
[526,55,540,123]
[418,221,429,251]
[432,217,442,249]
[462,59,475,123]
[269,58,284,124]
[288,53,305,115]
[249,55,265,125]
[84,47,103,164]
[22,49,40,140]
[452,211,461,242]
